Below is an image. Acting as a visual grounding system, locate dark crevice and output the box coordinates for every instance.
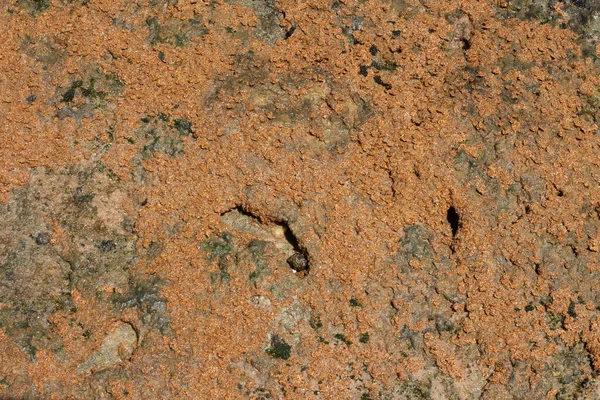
[282,223,301,253]
[447,206,460,237]
[223,206,310,276]
[461,38,471,50]
[284,24,296,39]
[277,219,310,275]
[230,205,262,222]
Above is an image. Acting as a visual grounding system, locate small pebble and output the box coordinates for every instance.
[287,252,308,272]
[272,225,285,239]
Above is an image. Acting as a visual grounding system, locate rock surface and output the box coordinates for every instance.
[77,323,138,374]
[1,0,600,398]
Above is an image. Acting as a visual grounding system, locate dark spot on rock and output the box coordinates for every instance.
[359,333,370,343]
[158,51,165,62]
[62,80,82,103]
[26,94,37,104]
[446,206,460,236]
[568,300,577,318]
[334,333,351,345]
[34,232,51,245]
[266,335,291,360]
[373,75,391,90]
[525,303,534,312]
[310,315,322,330]
[392,30,401,37]
[173,118,192,136]
[359,65,369,76]
[73,186,94,204]
[98,240,116,253]
[369,44,378,55]
[349,297,362,307]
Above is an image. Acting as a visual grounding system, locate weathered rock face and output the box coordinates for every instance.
[77,323,138,374]
[2,0,600,398]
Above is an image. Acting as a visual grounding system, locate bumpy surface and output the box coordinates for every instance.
[1,0,600,398]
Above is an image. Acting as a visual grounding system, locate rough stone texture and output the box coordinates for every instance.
[1,0,600,398]
[77,323,138,374]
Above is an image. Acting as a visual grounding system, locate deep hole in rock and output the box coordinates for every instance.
[461,38,471,50]
[447,206,460,237]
